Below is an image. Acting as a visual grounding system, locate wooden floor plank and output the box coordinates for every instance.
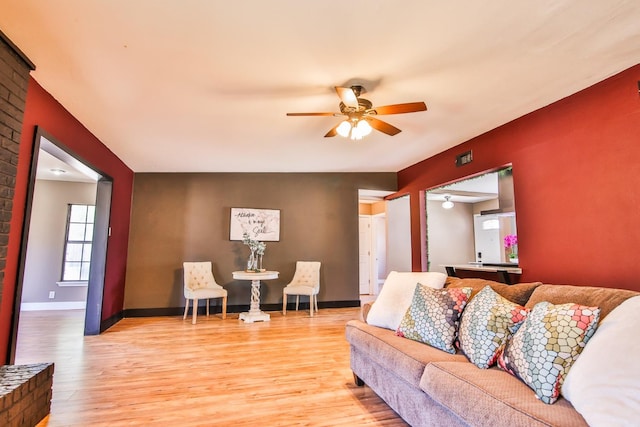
[15,308,407,426]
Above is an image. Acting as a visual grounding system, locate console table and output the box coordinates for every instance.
[232,270,279,323]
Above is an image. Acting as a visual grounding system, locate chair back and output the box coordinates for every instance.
[183,261,221,293]
[291,261,321,292]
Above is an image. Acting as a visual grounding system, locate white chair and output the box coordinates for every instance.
[183,261,227,324]
[282,261,321,317]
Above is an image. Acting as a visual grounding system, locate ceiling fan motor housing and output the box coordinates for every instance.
[339,98,373,115]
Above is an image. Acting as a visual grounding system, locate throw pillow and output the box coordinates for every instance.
[396,285,472,354]
[458,286,529,369]
[561,295,640,426]
[366,271,447,330]
[498,301,600,404]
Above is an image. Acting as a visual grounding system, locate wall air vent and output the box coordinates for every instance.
[455,150,473,167]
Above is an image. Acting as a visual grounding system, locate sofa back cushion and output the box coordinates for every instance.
[525,284,639,321]
[445,277,541,306]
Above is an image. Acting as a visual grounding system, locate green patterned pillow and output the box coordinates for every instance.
[458,286,529,369]
[396,284,472,354]
[498,301,600,404]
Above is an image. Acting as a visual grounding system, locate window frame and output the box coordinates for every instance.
[61,203,95,282]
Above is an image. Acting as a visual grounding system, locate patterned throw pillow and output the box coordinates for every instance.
[458,286,529,369]
[396,284,472,354]
[498,302,600,404]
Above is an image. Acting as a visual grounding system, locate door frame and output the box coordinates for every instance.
[9,127,112,361]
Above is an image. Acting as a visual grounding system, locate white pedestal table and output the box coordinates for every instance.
[232,270,279,323]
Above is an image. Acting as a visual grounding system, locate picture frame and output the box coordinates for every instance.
[230,208,280,241]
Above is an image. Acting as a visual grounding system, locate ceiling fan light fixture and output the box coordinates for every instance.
[442,195,454,209]
[356,119,372,137]
[50,168,67,175]
[336,120,352,137]
[286,84,427,138]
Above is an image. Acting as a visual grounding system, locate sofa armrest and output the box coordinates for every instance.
[361,301,373,322]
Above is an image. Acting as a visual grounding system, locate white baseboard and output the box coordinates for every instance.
[21,301,86,311]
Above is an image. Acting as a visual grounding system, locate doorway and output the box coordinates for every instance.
[11,127,112,360]
[358,189,393,302]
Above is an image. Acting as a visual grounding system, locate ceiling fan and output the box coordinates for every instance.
[286,85,427,140]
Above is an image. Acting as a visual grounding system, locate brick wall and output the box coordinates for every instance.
[0,31,34,307]
[0,363,54,426]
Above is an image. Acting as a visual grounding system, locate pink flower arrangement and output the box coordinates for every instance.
[504,234,518,259]
[503,234,518,249]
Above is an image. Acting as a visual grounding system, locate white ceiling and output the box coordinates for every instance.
[36,149,97,183]
[427,171,499,204]
[2,1,640,173]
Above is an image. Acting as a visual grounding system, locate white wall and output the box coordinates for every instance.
[426,199,475,274]
[21,180,96,307]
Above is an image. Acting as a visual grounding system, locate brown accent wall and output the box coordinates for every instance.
[124,172,396,311]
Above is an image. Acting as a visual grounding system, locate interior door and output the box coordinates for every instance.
[359,216,372,294]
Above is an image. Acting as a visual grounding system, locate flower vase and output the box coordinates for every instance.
[259,255,264,272]
[247,251,258,272]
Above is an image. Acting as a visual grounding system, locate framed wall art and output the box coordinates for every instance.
[230,208,280,241]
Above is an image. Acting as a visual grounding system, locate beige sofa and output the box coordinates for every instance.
[345,277,639,427]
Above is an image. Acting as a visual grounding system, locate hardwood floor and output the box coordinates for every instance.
[15,308,407,426]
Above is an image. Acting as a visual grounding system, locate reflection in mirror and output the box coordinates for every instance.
[425,167,517,274]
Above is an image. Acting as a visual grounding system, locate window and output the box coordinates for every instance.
[62,204,95,281]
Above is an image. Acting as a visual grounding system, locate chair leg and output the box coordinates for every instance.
[315,295,318,314]
[282,293,287,315]
[183,298,189,320]
[206,299,210,317]
[192,298,198,325]
[222,296,227,320]
[310,295,314,317]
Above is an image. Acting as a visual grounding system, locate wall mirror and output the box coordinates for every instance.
[425,166,517,274]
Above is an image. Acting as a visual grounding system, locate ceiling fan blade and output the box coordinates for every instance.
[324,123,339,137]
[371,102,427,115]
[365,117,402,136]
[335,86,359,108]
[286,112,336,116]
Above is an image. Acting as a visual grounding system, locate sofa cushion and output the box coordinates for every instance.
[420,362,588,427]
[525,284,639,321]
[367,271,447,330]
[458,285,529,369]
[562,295,640,426]
[396,285,471,354]
[498,302,600,404]
[346,319,467,387]
[445,277,541,306]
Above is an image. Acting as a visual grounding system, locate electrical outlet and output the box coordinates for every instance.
[48,291,55,299]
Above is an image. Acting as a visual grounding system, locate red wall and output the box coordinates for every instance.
[0,78,134,359]
[398,64,640,291]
